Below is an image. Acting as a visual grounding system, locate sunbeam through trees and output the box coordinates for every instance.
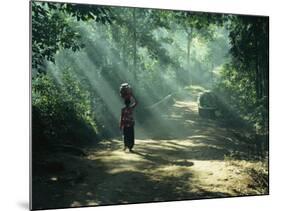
[31,1,269,210]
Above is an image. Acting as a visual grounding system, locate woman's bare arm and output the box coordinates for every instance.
[119,109,124,129]
[131,95,138,108]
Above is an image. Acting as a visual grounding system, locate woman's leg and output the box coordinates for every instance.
[123,127,129,149]
[128,126,135,150]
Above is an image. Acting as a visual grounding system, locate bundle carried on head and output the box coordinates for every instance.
[120,83,132,100]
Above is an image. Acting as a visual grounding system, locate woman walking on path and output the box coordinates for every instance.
[119,94,138,152]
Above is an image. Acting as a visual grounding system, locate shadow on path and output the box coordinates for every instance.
[32,97,267,209]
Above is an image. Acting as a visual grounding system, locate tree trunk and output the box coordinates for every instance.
[186,27,193,85]
[133,8,137,82]
[254,23,261,99]
[254,21,267,133]
[122,40,128,68]
[211,62,214,87]
[263,19,269,98]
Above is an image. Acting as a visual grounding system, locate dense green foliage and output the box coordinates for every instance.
[32,1,269,150]
[32,70,98,149]
[32,1,111,71]
[215,16,269,134]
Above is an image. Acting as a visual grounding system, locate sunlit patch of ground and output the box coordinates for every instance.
[174,100,198,112]
[78,99,267,205]
[32,97,268,209]
[85,137,265,205]
[188,160,257,195]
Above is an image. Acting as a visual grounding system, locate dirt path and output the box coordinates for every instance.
[66,98,265,207]
[33,96,267,209]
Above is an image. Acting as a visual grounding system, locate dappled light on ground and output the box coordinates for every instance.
[32,97,268,209]
[31,4,269,209]
[64,97,265,206]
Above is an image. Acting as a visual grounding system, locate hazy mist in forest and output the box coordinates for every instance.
[31,3,269,209]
